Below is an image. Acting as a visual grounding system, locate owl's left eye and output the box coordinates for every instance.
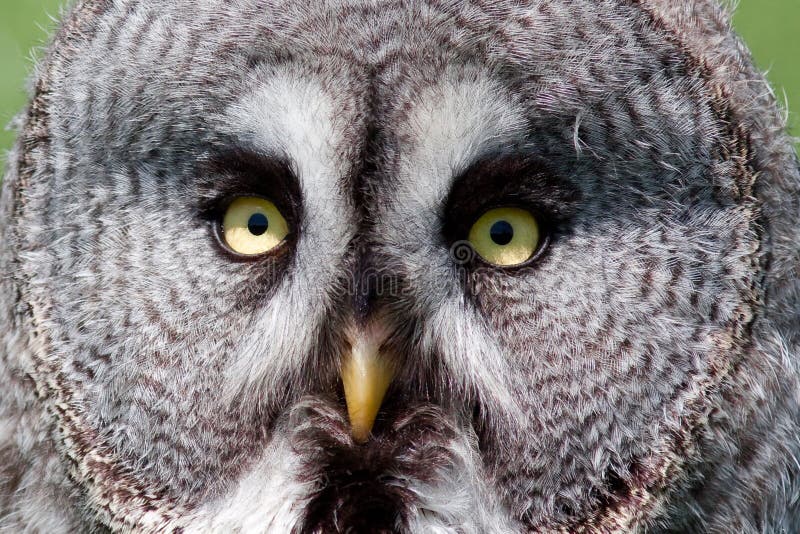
[221,197,289,256]
[468,207,543,267]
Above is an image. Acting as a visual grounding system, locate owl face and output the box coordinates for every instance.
[2,0,797,532]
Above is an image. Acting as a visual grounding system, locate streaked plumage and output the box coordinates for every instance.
[1,0,799,532]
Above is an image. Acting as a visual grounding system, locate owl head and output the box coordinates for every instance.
[1,0,799,532]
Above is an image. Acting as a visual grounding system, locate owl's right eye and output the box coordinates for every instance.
[221,197,289,256]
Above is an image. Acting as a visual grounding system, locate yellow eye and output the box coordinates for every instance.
[222,197,289,256]
[468,207,541,267]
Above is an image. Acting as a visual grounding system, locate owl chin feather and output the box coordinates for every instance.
[2,0,800,532]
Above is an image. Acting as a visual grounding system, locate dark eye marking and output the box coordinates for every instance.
[195,146,303,228]
[441,151,580,265]
[194,146,302,265]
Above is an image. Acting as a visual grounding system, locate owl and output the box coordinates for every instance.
[1,0,799,532]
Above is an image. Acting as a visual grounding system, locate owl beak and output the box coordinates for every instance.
[341,325,394,443]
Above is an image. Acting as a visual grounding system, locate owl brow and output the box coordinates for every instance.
[442,152,580,238]
[193,147,303,223]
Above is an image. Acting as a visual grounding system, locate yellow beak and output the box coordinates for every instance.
[341,327,394,443]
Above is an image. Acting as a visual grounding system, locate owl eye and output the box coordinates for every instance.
[468,207,541,267]
[221,197,289,256]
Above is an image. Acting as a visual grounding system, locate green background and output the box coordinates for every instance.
[1,1,798,157]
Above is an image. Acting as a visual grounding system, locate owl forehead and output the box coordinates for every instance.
[221,61,527,218]
[52,0,722,208]
[212,53,713,233]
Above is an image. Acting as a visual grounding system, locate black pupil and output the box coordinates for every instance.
[490,220,514,246]
[247,213,269,236]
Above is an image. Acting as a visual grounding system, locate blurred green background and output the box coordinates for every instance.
[0,1,798,158]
